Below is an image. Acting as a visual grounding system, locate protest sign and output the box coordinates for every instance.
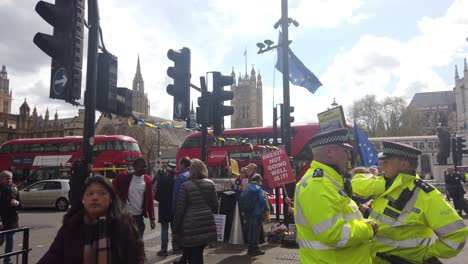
[261,149,295,188]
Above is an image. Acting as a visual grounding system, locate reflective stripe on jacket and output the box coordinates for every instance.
[352,174,386,199]
[294,161,374,264]
[355,173,468,263]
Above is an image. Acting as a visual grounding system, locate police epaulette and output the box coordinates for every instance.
[414,179,434,193]
[312,168,323,177]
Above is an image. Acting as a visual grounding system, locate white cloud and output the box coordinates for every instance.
[291,0,365,28]
[291,0,468,124]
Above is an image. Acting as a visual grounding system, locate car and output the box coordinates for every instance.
[18,179,70,211]
[19,166,71,190]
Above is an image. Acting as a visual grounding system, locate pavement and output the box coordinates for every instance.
[145,222,300,264]
[145,196,468,264]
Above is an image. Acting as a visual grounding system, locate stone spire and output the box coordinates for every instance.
[0,65,7,79]
[54,110,58,121]
[136,54,142,77]
[231,67,236,85]
[250,64,256,81]
[45,108,49,121]
[464,58,467,72]
[455,65,460,80]
[190,101,194,114]
[32,105,37,118]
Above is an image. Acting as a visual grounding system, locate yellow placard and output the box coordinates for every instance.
[230,159,239,175]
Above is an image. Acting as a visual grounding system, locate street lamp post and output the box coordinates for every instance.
[257,0,297,156]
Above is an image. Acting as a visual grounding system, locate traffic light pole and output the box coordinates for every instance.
[281,0,292,156]
[200,77,208,162]
[82,0,99,170]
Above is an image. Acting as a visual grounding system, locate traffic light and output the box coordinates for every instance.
[288,106,295,123]
[452,137,459,166]
[33,0,85,102]
[212,72,234,136]
[96,52,118,114]
[166,47,191,121]
[116,87,133,117]
[197,91,213,127]
[455,136,467,165]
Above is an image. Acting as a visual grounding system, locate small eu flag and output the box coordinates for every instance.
[275,33,322,94]
[353,122,378,167]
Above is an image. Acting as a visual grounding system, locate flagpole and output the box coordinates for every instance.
[244,48,247,76]
[281,0,292,156]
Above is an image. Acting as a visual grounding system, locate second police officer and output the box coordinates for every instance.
[355,141,468,263]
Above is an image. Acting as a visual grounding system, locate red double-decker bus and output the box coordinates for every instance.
[0,135,141,183]
[176,124,331,190]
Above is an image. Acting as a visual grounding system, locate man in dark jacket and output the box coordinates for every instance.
[155,163,181,256]
[0,170,20,264]
[445,168,467,216]
[239,174,268,256]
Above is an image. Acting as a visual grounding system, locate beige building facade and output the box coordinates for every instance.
[230,65,263,128]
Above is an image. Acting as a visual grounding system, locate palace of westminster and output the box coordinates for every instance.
[0,58,265,155]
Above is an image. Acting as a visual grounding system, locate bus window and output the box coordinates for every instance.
[113,141,123,151]
[94,142,106,151]
[30,143,45,153]
[59,142,79,152]
[12,144,28,153]
[105,141,114,150]
[0,144,10,153]
[180,137,201,148]
[123,142,140,152]
[44,143,59,152]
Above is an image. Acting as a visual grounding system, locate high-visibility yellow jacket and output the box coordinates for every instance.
[352,174,386,199]
[354,173,468,263]
[294,161,374,264]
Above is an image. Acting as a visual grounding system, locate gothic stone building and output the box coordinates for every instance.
[0,65,85,144]
[230,65,263,128]
[408,90,457,135]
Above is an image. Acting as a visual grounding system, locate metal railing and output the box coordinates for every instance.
[0,227,31,264]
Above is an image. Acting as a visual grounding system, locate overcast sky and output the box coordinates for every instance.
[1,0,468,127]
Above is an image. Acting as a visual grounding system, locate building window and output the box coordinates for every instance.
[419,142,424,150]
[428,142,433,149]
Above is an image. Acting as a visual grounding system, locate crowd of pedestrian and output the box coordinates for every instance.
[3,127,468,264]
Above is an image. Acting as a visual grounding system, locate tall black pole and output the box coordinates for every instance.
[82,0,99,172]
[281,0,291,156]
[200,77,208,162]
[69,0,99,210]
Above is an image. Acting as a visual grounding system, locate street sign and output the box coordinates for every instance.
[174,100,186,120]
[52,67,68,96]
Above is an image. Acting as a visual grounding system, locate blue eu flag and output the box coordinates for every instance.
[275,34,322,94]
[353,122,378,167]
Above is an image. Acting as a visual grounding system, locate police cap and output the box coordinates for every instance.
[378,141,422,161]
[308,128,352,149]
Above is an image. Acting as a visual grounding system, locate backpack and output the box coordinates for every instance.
[239,188,258,214]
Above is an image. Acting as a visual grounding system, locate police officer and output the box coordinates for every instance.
[357,141,468,263]
[294,128,378,263]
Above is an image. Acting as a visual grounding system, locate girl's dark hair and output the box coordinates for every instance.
[65,176,145,263]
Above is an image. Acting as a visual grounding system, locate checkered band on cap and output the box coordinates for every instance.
[381,141,422,160]
[308,128,350,148]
